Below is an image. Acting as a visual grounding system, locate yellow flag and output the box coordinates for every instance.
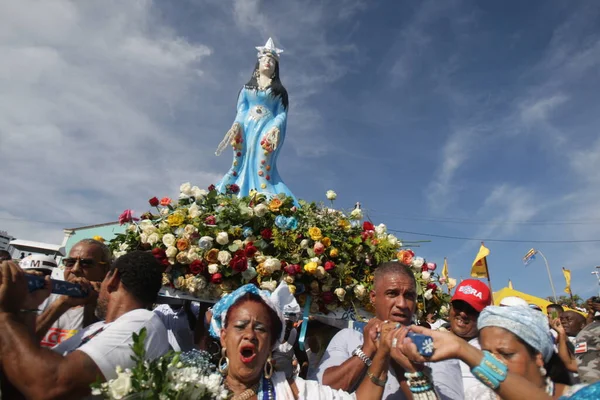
[508,279,513,289]
[471,243,490,278]
[562,268,571,294]
[442,258,449,280]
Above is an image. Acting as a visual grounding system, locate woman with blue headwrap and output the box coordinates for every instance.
[391,306,600,400]
[208,282,398,400]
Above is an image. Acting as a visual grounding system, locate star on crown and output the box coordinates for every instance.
[256,37,283,60]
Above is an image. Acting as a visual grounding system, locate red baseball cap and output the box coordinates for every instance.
[451,279,492,312]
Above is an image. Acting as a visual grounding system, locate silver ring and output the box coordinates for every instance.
[392,338,398,348]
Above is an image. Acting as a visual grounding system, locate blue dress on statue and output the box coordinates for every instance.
[216,87,298,204]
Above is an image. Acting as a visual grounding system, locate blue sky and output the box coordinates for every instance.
[2,0,600,300]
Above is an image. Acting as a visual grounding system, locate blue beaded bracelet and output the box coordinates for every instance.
[471,351,508,390]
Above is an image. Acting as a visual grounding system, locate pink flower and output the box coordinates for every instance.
[205,215,217,225]
[118,209,138,225]
[314,242,325,255]
[284,264,302,275]
[324,261,335,272]
[426,262,437,271]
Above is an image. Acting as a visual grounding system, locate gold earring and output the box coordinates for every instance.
[218,347,229,376]
[264,354,274,379]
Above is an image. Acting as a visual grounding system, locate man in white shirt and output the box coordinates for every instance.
[447,279,492,397]
[316,261,463,399]
[36,239,113,348]
[0,250,169,399]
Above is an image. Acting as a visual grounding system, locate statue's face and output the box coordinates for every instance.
[259,55,276,77]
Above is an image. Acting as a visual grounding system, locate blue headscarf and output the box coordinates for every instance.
[478,305,554,362]
[209,283,290,348]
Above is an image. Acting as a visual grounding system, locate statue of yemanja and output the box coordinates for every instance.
[215,38,297,204]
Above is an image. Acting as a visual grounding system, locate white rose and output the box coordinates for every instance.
[147,232,160,245]
[255,254,266,263]
[158,221,169,230]
[113,250,126,258]
[188,203,201,219]
[311,257,321,265]
[233,239,243,248]
[142,225,157,235]
[208,264,220,274]
[334,288,346,302]
[440,305,449,316]
[187,248,200,262]
[412,256,424,269]
[354,284,366,299]
[160,208,170,216]
[109,371,132,399]
[191,186,208,198]
[242,266,257,281]
[184,224,198,236]
[375,223,387,236]
[217,251,232,266]
[253,204,268,217]
[300,239,309,249]
[165,246,178,258]
[198,236,214,250]
[260,280,278,292]
[350,208,363,220]
[424,288,433,300]
[387,234,399,247]
[315,266,326,278]
[421,271,431,281]
[140,233,149,244]
[162,234,176,247]
[180,182,193,196]
[263,258,281,274]
[326,190,337,200]
[127,224,137,232]
[447,278,457,290]
[216,232,229,245]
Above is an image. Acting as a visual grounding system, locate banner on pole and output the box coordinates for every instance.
[523,248,537,266]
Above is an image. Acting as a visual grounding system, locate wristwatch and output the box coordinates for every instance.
[352,346,372,367]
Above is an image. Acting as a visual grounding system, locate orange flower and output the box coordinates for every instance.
[397,249,415,266]
[321,237,331,247]
[176,238,190,251]
[329,248,339,258]
[269,198,283,212]
[204,248,219,264]
[160,197,172,206]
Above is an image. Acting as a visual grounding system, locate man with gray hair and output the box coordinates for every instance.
[317,261,463,399]
[36,238,112,347]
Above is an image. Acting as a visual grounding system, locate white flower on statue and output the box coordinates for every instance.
[158,221,169,230]
[208,264,220,274]
[326,190,337,200]
[447,278,457,290]
[421,271,431,281]
[180,182,193,196]
[198,236,213,250]
[375,224,387,236]
[160,208,170,216]
[162,234,176,247]
[108,370,132,399]
[387,234,400,247]
[191,186,208,199]
[354,284,366,299]
[217,251,232,266]
[253,204,268,217]
[263,258,281,274]
[260,280,278,292]
[187,248,200,262]
[424,288,434,300]
[166,246,178,258]
[350,208,363,220]
[412,257,424,269]
[334,288,346,302]
[216,232,229,245]
[300,239,309,249]
[147,233,160,245]
[188,203,201,219]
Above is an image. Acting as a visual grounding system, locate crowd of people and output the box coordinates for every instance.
[0,240,598,399]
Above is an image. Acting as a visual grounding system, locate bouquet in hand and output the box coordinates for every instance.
[91,328,228,399]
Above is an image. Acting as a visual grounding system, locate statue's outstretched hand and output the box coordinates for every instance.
[215,123,242,156]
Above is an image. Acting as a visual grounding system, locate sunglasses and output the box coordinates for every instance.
[62,257,107,269]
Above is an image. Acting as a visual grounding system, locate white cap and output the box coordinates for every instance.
[19,254,58,273]
[499,296,529,307]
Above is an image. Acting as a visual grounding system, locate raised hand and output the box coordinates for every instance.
[215,122,242,156]
[0,261,28,314]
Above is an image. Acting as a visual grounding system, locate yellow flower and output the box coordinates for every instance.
[204,248,219,264]
[167,213,185,227]
[92,235,105,242]
[256,263,270,277]
[344,276,353,285]
[321,237,331,247]
[308,227,322,241]
[304,261,318,274]
[338,219,351,231]
[329,248,339,258]
[231,227,242,237]
[269,198,283,212]
[288,284,297,294]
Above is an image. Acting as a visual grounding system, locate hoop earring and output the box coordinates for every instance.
[264,354,274,379]
[218,347,229,376]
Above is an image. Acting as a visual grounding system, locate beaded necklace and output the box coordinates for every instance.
[257,375,276,400]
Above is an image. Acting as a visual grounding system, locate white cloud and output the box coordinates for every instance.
[519,94,568,125]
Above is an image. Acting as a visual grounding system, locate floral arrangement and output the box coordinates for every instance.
[110,183,452,318]
[91,329,227,400]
